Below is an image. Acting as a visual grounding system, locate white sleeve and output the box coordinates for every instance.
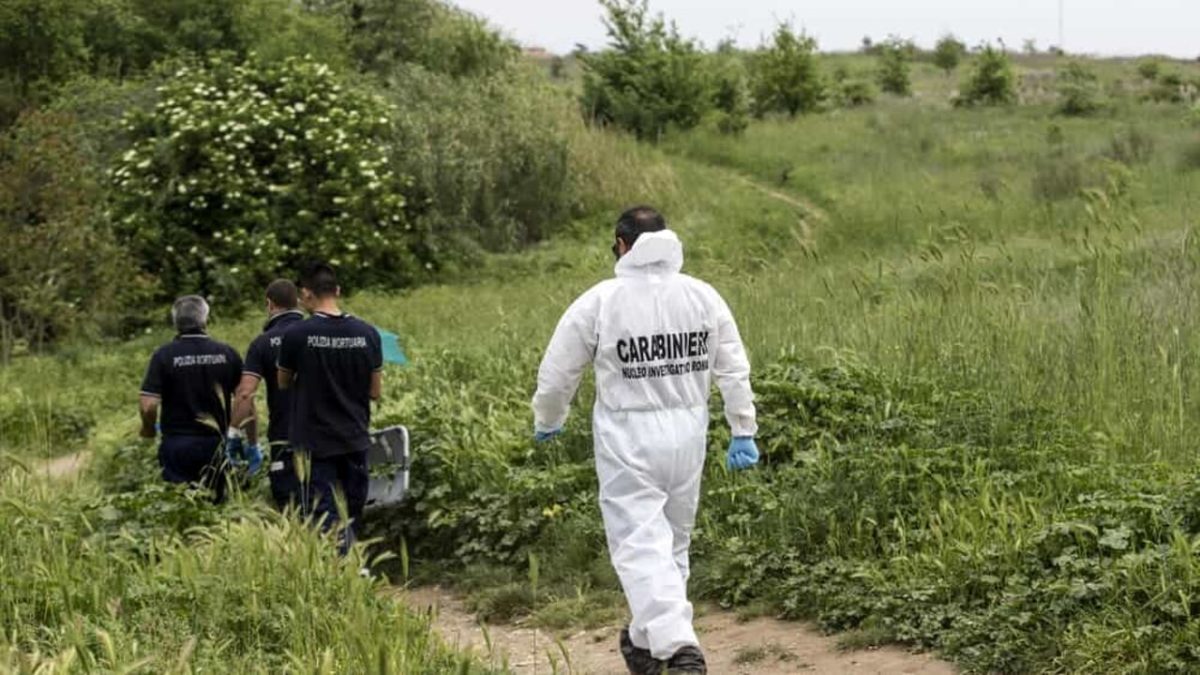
[711,292,758,437]
[532,289,600,433]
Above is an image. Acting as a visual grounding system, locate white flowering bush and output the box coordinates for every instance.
[111,56,421,303]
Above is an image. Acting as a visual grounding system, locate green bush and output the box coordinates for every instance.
[1147,70,1188,103]
[712,56,751,135]
[751,22,825,117]
[956,44,1017,107]
[933,34,966,75]
[876,37,913,96]
[110,56,420,305]
[0,0,348,126]
[580,0,712,140]
[1136,58,1162,82]
[304,0,516,79]
[1180,135,1200,171]
[385,65,578,256]
[1104,126,1156,165]
[0,110,132,360]
[1056,60,1105,116]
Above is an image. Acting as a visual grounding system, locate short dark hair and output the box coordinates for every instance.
[615,205,666,248]
[297,261,339,297]
[265,278,298,309]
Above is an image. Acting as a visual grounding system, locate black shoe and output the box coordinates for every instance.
[665,645,707,674]
[620,627,665,675]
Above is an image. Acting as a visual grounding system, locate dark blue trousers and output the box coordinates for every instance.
[158,435,227,503]
[302,450,369,554]
[267,444,303,511]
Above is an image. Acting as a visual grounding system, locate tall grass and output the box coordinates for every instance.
[0,465,491,673]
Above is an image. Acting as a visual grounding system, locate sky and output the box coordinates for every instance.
[449,1,1198,59]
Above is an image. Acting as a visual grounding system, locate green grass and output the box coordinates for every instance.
[6,57,1200,673]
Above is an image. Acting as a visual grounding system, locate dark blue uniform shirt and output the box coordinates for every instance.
[141,332,243,437]
[277,313,382,458]
[243,310,305,444]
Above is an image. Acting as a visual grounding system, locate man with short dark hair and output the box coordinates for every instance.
[278,262,383,551]
[139,295,243,502]
[532,206,759,675]
[232,279,305,509]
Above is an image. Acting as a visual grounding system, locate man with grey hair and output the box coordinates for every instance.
[139,295,243,502]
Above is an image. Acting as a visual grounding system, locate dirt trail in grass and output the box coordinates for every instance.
[400,586,955,675]
[36,450,90,479]
[728,171,827,244]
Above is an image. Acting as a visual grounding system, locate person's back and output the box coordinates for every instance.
[532,207,758,674]
[234,279,306,508]
[277,262,382,553]
[280,312,380,454]
[589,232,753,430]
[139,295,242,502]
[148,336,242,436]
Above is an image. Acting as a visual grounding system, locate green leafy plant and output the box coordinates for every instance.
[876,37,913,96]
[933,34,967,75]
[1056,60,1105,117]
[956,44,1017,107]
[751,22,825,117]
[579,0,712,140]
[111,55,420,304]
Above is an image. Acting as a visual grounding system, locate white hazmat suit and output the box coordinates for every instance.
[532,229,757,659]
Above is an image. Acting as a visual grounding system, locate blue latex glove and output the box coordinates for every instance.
[726,437,760,471]
[244,443,264,476]
[534,429,563,443]
[225,435,244,468]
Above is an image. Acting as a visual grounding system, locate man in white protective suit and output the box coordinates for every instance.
[532,206,760,675]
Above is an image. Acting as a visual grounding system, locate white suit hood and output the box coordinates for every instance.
[615,230,684,277]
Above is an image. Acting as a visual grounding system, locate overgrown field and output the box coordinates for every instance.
[6,13,1200,673]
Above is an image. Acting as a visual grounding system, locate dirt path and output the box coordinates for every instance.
[399,586,955,675]
[36,450,90,479]
[729,172,828,245]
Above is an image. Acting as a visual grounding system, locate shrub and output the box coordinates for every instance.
[0,0,348,125]
[876,37,913,96]
[1180,135,1200,171]
[712,56,751,135]
[1031,153,1087,202]
[385,65,578,256]
[1137,58,1162,82]
[751,22,825,117]
[580,0,712,140]
[834,78,876,108]
[1105,126,1155,165]
[957,43,1017,107]
[933,34,967,75]
[1147,71,1187,103]
[111,56,419,305]
[0,110,131,359]
[1056,61,1105,116]
[305,0,516,79]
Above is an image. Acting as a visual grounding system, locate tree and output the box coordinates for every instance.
[751,22,824,117]
[1137,58,1162,82]
[110,56,420,305]
[957,43,1017,107]
[876,36,913,96]
[579,0,712,139]
[0,110,130,357]
[1056,61,1104,116]
[933,34,967,75]
[712,55,750,135]
[303,0,516,79]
